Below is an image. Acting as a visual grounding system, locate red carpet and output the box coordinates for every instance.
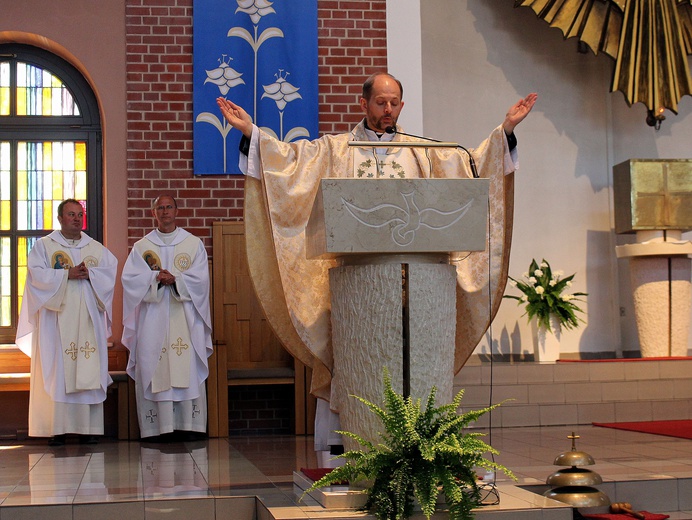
[300,467,335,482]
[300,467,348,484]
[581,513,668,520]
[559,357,692,363]
[593,420,692,440]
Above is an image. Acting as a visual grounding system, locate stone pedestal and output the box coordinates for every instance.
[329,256,456,451]
[616,232,692,357]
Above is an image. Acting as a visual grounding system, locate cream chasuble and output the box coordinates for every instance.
[242,119,515,402]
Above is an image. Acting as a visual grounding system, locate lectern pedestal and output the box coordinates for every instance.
[307,179,488,449]
[330,257,456,449]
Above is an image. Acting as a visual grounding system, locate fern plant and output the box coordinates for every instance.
[304,370,515,520]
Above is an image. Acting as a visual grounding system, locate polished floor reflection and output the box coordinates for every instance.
[0,426,691,519]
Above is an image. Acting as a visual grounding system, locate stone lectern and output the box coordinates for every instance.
[306,178,489,449]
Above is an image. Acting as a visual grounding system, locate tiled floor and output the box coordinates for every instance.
[0,425,691,519]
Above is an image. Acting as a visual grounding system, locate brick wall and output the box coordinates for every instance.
[228,384,294,435]
[317,0,388,134]
[125,0,387,255]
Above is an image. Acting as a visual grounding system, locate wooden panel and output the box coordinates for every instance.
[206,260,220,438]
[211,223,229,437]
[108,345,129,371]
[213,222,293,371]
[0,348,30,373]
[222,227,291,369]
[211,221,315,436]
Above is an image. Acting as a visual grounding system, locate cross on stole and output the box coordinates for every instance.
[171,337,189,356]
[376,157,390,177]
[65,342,78,361]
[80,341,96,359]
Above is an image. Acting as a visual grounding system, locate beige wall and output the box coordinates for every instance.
[1,0,128,341]
[390,0,692,357]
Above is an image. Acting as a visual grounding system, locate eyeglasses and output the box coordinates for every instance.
[155,205,175,211]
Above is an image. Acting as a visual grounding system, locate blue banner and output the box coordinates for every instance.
[193,0,318,175]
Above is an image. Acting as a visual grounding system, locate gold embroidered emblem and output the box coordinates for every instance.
[82,256,98,268]
[357,159,374,178]
[174,253,192,271]
[357,157,407,179]
[171,337,189,356]
[80,341,96,359]
[52,251,73,270]
[390,160,405,178]
[65,342,78,361]
[143,250,162,271]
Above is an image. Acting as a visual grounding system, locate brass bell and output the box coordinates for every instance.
[544,432,610,508]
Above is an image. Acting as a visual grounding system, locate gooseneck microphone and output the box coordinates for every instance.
[384,126,479,179]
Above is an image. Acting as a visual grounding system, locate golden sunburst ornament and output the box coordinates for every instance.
[515,0,692,127]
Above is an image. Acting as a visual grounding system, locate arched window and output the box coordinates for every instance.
[0,43,102,343]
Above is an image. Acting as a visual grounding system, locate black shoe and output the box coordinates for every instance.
[179,431,208,442]
[140,432,176,443]
[140,434,166,443]
[48,434,66,446]
[80,435,98,445]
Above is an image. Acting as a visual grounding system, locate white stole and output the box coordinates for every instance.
[43,239,103,393]
[145,234,198,393]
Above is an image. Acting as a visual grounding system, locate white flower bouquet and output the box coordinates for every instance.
[504,258,587,331]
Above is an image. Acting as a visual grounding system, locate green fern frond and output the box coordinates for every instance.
[304,368,516,520]
[413,465,439,518]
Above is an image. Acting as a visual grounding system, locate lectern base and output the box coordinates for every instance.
[329,259,456,451]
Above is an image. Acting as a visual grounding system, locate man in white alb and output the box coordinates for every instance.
[17,199,117,446]
[122,195,213,440]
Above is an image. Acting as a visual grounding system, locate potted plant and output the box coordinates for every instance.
[504,258,587,361]
[304,369,515,520]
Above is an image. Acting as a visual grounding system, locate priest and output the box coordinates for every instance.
[217,72,537,451]
[16,199,117,446]
[121,195,213,440]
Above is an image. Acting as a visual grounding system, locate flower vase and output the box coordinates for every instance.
[532,314,562,362]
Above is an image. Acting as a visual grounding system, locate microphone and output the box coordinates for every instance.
[384,126,479,179]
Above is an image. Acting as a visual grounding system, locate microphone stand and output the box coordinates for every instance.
[347,129,478,178]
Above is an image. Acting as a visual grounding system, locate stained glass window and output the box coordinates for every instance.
[0,44,101,341]
[0,236,10,326]
[16,63,79,117]
[0,62,9,116]
[15,141,87,232]
[0,142,9,231]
